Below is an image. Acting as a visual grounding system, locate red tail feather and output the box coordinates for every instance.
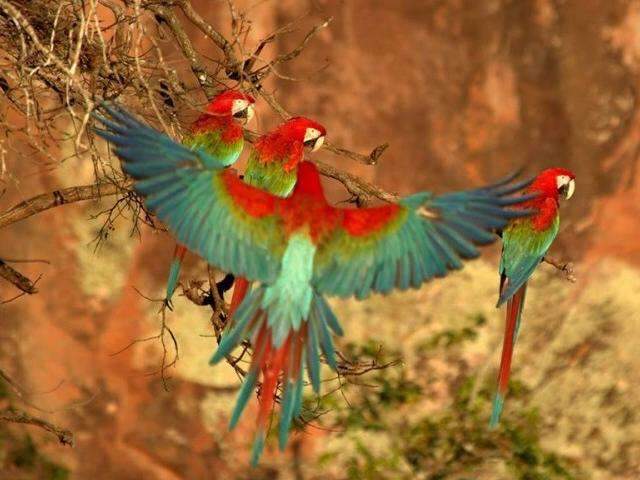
[496,285,526,394]
[229,277,250,319]
[173,243,187,262]
[256,334,291,430]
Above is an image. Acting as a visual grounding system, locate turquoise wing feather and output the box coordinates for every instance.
[94,103,285,283]
[313,175,536,299]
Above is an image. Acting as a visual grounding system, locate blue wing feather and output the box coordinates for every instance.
[93,103,283,284]
[313,178,536,299]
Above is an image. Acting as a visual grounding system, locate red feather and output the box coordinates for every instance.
[254,118,326,169]
[342,204,402,236]
[190,89,254,141]
[229,276,250,319]
[512,167,575,231]
[191,115,243,142]
[496,283,526,395]
[221,169,278,218]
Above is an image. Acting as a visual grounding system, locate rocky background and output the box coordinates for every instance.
[1,0,640,479]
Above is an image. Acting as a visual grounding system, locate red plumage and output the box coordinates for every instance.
[221,169,277,217]
[497,285,526,394]
[254,117,327,170]
[343,204,402,236]
[204,89,255,116]
[191,90,255,141]
[224,162,407,242]
[516,167,576,231]
[229,277,250,319]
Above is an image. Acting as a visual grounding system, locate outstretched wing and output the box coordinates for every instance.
[94,104,285,282]
[497,210,559,306]
[313,174,535,299]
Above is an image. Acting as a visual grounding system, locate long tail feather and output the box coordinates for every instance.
[164,244,187,304]
[490,283,527,428]
[229,276,250,319]
[210,287,342,465]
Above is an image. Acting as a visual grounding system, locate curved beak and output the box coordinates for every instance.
[312,135,325,152]
[245,104,255,123]
[565,179,575,200]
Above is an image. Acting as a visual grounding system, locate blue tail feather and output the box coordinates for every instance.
[489,393,504,429]
[230,369,259,430]
[165,257,182,301]
[250,432,266,467]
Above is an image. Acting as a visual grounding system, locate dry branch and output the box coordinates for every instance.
[0,181,129,230]
[0,260,38,294]
[543,255,577,283]
[0,408,73,446]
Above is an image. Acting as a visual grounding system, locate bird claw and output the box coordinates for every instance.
[160,298,174,313]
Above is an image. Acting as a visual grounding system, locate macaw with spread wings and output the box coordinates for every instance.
[95,104,534,465]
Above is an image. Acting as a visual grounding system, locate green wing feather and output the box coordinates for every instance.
[94,103,285,283]
[243,150,298,196]
[497,215,559,305]
[183,129,243,168]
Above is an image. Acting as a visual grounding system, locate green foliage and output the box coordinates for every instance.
[311,315,582,480]
[1,432,70,480]
[418,314,487,351]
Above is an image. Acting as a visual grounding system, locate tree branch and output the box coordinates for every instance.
[543,255,576,283]
[176,0,238,66]
[150,5,216,96]
[0,260,38,294]
[0,407,73,446]
[315,160,398,204]
[0,181,129,230]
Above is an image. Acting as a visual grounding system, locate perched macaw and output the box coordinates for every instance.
[227,117,327,320]
[489,167,576,428]
[163,89,255,305]
[94,104,534,465]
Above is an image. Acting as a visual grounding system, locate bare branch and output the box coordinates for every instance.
[252,16,333,80]
[315,159,398,205]
[324,141,390,166]
[0,181,129,230]
[0,260,38,294]
[257,88,389,165]
[0,408,73,446]
[150,5,217,96]
[177,0,238,65]
[543,255,577,283]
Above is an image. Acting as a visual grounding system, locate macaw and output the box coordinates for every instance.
[227,117,327,320]
[489,167,576,428]
[94,104,535,465]
[163,89,255,306]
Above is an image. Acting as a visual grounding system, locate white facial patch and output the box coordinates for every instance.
[231,99,249,115]
[556,175,575,199]
[304,127,322,143]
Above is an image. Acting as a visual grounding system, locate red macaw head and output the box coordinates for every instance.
[205,90,256,122]
[530,167,576,201]
[277,116,327,152]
